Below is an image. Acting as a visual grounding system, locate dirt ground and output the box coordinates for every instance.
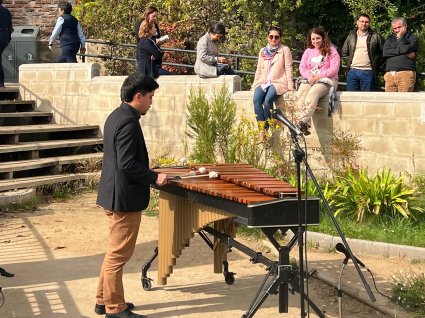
[0,190,422,318]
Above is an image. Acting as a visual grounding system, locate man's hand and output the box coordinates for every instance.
[48,43,53,51]
[79,47,86,54]
[217,56,228,64]
[156,173,167,186]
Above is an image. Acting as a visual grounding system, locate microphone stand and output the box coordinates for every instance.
[290,132,307,318]
[297,140,376,304]
[337,257,349,318]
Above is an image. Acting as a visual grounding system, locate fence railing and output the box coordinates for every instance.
[83,39,425,90]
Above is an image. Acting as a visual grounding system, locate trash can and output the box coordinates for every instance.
[1,26,40,83]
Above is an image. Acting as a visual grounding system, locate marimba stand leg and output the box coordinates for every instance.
[140,247,158,291]
[203,226,324,318]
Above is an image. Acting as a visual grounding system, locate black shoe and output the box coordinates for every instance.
[95,303,135,315]
[105,309,147,318]
[298,121,311,136]
[0,267,14,277]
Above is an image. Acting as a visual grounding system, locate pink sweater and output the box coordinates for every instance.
[299,46,340,81]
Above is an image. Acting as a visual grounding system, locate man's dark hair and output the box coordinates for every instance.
[121,74,159,102]
[58,1,73,14]
[209,23,226,36]
[0,0,3,5]
[356,13,371,21]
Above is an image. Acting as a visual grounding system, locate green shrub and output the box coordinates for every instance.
[392,271,425,315]
[186,84,236,163]
[326,167,424,222]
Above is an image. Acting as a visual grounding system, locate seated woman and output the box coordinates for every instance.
[137,20,169,78]
[251,26,294,129]
[194,23,234,78]
[296,26,340,135]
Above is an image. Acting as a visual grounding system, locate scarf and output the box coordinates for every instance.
[261,43,280,60]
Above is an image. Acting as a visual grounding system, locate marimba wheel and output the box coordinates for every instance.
[141,278,152,291]
[224,272,235,285]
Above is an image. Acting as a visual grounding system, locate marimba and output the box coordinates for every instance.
[142,164,322,317]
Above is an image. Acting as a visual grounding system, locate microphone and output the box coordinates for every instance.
[335,243,366,268]
[271,109,301,136]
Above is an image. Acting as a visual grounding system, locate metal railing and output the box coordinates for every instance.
[82,39,425,90]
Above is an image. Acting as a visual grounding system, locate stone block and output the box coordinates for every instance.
[345,119,378,135]
[379,120,411,136]
[362,136,394,154]
[37,70,54,81]
[362,103,395,118]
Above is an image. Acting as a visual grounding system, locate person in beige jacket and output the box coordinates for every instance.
[252,26,294,129]
[194,23,234,78]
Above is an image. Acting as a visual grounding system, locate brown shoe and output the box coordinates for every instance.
[298,121,311,136]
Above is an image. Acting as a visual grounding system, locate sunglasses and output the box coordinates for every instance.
[268,35,280,40]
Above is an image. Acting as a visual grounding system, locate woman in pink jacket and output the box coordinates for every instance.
[296,26,340,135]
[252,26,294,129]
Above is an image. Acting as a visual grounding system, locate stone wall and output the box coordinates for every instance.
[19,63,242,159]
[18,62,425,175]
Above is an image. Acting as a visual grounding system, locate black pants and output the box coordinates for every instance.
[57,42,80,63]
[0,44,6,86]
[217,63,235,75]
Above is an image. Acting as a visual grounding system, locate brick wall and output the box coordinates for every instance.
[4,0,77,38]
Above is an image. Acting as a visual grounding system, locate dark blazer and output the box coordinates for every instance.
[96,102,158,212]
[137,38,163,78]
[0,5,12,46]
[383,31,419,72]
[134,20,161,61]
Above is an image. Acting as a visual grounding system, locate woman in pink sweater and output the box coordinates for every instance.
[296,26,340,135]
[252,26,294,129]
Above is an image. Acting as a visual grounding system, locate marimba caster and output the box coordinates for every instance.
[223,261,236,285]
[141,277,152,291]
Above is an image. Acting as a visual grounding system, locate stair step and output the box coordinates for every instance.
[0,153,103,174]
[0,172,100,192]
[0,100,35,112]
[0,138,103,154]
[0,86,20,101]
[0,112,53,118]
[0,112,53,126]
[0,124,100,144]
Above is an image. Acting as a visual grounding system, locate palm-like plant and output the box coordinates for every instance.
[327,167,424,222]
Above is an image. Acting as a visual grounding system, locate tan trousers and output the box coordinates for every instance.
[96,209,142,314]
[295,82,331,124]
[384,71,416,92]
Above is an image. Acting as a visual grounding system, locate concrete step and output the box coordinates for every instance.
[0,153,103,180]
[0,124,100,144]
[0,172,100,192]
[0,86,20,101]
[0,100,35,112]
[0,111,53,126]
[0,138,103,154]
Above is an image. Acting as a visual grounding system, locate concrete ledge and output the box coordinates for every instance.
[306,231,425,259]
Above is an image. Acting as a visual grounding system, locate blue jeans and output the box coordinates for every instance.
[346,69,375,91]
[253,85,278,127]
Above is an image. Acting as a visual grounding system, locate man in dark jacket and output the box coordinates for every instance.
[342,14,382,91]
[0,0,12,87]
[48,1,85,63]
[95,74,167,318]
[382,17,419,92]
